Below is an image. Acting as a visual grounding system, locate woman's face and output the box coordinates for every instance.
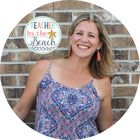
[69,20,102,58]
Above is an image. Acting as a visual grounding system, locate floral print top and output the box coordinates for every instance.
[35,63,100,140]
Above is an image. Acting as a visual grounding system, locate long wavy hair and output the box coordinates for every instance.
[68,14,116,79]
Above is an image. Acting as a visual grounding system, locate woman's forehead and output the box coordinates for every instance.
[74,20,99,33]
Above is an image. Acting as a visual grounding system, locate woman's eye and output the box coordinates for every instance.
[89,34,95,38]
[76,32,82,35]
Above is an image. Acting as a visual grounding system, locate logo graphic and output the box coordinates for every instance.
[24,16,62,54]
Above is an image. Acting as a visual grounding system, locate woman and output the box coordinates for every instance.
[13,14,115,139]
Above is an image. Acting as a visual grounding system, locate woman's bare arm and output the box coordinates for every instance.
[94,77,113,132]
[13,60,49,120]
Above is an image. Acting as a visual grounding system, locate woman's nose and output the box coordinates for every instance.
[81,35,88,42]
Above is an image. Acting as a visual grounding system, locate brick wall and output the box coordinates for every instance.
[0,0,139,128]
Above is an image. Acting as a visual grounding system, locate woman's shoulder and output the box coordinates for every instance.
[93,76,111,86]
[34,58,65,70]
[29,59,51,82]
[93,77,111,100]
[35,59,50,68]
[94,77,110,84]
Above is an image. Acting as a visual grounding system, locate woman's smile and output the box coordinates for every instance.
[77,44,90,49]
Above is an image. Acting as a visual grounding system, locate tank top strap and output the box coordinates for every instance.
[89,79,100,100]
[43,61,52,78]
[48,61,52,72]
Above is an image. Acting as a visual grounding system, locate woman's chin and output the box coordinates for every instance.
[72,51,93,58]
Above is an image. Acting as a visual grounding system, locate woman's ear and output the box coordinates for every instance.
[68,35,72,45]
[99,41,103,49]
[67,35,72,56]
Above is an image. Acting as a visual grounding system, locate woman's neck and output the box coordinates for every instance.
[64,54,91,73]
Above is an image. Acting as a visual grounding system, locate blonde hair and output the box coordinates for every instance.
[68,14,116,79]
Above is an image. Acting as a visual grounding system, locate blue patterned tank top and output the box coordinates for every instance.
[35,63,100,140]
